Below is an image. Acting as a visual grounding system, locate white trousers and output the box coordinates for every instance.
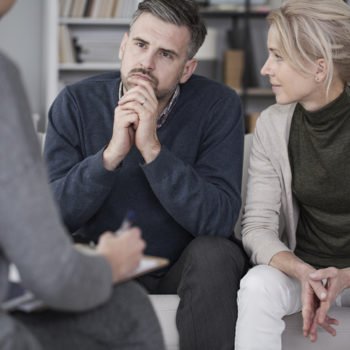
[235,265,350,350]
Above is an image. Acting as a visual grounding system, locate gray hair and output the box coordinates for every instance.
[267,0,350,96]
[130,0,207,59]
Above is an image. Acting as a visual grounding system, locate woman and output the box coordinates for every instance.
[235,0,350,349]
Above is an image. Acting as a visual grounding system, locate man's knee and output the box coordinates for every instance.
[185,236,246,269]
[181,236,247,286]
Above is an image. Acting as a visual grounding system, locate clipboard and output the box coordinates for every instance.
[3,254,169,313]
[123,255,169,280]
[74,244,169,280]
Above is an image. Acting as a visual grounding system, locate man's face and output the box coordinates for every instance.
[119,12,196,103]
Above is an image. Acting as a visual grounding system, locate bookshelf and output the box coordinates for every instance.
[44,0,276,131]
[44,0,139,118]
[200,2,276,129]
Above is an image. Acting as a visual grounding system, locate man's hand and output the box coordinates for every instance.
[118,77,161,163]
[103,107,139,171]
[96,227,146,283]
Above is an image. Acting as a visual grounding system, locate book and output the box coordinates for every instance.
[61,0,74,17]
[224,49,244,90]
[59,0,67,17]
[71,0,88,18]
[73,26,124,63]
[83,0,93,17]
[89,0,102,17]
[58,24,76,63]
[105,0,116,18]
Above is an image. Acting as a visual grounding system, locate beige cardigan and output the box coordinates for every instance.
[241,102,300,265]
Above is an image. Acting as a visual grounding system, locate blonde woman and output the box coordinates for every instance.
[235,0,350,348]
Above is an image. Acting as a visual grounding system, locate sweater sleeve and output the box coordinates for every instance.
[44,88,118,233]
[142,93,244,238]
[241,114,292,265]
[0,55,113,311]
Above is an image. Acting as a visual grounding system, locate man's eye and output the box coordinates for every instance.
[162,51,172,59]
[137,42,145,48]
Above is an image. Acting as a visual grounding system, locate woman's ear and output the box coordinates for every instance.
[315,58,327,82]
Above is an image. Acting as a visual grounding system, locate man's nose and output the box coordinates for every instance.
[140,51,156,71]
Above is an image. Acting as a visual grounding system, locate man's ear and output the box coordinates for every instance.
[118,32,129,61]
[179,59,198,84]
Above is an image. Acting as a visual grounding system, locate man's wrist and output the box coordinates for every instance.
[141,143,161,164]
[102,146,124,171]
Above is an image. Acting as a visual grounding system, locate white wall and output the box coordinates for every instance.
[0,0,45,129]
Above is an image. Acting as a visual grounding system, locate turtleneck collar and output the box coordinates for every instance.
[295,85,350,127]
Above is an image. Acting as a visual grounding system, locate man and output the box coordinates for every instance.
[0,0,164,349]
[45,0,248,348]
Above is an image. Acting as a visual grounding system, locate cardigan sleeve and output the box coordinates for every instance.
[241,113,292,265]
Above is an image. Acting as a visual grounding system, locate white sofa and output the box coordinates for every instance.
[148,133,350,350]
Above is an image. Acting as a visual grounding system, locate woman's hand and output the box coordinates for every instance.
[299,267,331,340]
[306,267,350,340]
[269,251,332,341]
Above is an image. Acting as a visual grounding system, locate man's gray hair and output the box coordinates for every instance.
[130,0,207,59]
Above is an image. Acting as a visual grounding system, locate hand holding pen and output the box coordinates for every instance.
[115,210,136,236]
[96,211,146,283]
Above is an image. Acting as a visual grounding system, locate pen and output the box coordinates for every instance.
[115,210,135,236]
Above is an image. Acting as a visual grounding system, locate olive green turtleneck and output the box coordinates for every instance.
[289,86,350,269]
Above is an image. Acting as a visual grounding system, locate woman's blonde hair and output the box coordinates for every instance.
[267,0,350,95]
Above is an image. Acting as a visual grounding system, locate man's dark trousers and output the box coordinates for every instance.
[137,236,249,350]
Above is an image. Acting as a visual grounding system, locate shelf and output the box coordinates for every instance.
[59,62,121,71]
[59,17,131,25]
[45,0,273,118]
[200,5,270,17]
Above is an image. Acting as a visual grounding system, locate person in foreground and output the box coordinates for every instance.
[235,0,350,349]
[0,1,165,349]
[44,0,248,348]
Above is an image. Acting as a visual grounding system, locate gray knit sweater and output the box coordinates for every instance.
[0,52,113,349]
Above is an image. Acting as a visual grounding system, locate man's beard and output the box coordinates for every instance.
[123,68,158,93]
[122,68,180,102]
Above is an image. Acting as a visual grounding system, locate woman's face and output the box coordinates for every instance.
[261,26,323,111]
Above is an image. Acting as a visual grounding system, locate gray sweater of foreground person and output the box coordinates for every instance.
[0,51,113,348]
